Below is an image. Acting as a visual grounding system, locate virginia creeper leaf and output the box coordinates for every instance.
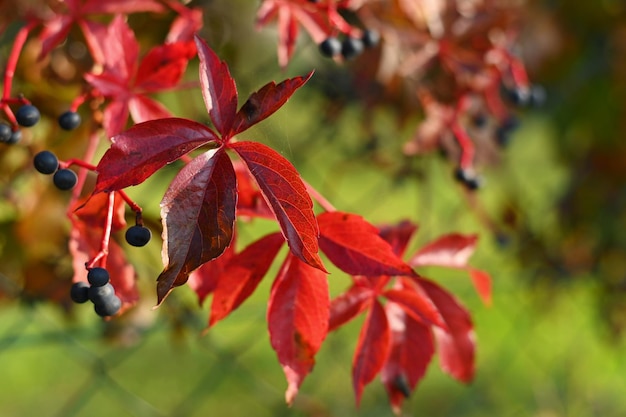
[381,301,434,414]
[195,35,238,136]
[230,141,324,271]
[353,299,391,405]
[136,41,197,92]
[157,148,236,304]
[378,219,419,257]
[209,232,284,327]
[128,95,172,125]
[417,278,475,382]
[94,118,218,193]
[409,233,478,269]
[382,288,445,328]
[233,161,274,219]
[318,211,415,277]
[230,71,314,136]
[268,253,329,405]
[328,284,373,332]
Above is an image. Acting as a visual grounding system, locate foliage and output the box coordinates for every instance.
[0,0,574,413]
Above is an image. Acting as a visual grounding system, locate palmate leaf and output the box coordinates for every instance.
[231,141,325,271]
[156,148,237,304]
[268,253,329,405]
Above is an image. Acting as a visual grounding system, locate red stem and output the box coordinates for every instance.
[451,120,474,169]
[86,192,115,269]
[2,21,37,101]
[118,190,143,214]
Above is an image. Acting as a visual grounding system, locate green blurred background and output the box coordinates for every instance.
[2,0,626,416]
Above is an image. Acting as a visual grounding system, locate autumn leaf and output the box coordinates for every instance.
[318,211,415,277]
[209,232,284,327]
[268,253,329,405]
[156,148,237,304]
[94,118,219,193]
[231,141,324,271]
[353,300,391,405]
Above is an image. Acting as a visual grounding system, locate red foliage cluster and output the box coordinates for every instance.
[0,0,499,412]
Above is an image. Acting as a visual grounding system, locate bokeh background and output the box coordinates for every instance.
[1,0,626,416]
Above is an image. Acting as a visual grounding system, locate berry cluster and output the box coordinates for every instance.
[33,150,78,190]
[0,104,40,145]
[70,267,121,317]
[319,29,380,60]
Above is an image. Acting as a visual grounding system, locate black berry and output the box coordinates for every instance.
[454,167,484,190]
[319,37,342,58]
[70,282,90,304]
[530,85,546,107]
[7,129,21,145]
[33,150,59,174]
[53,168,78,190]
[58,111,82,130]
[362,29,380,48]
[15,104,40,127]
[495,115,519,147]
[87,267,110,287]
[88,282,115,304]
[125,225,152,247]
[0,123,12,142]
[341,37,364,60]
[94,294,122,317]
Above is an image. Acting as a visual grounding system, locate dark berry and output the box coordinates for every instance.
[362,29,380,48]
[15,104,40,127]
[87,267,110,287]
[454,167,484,190]
[70,282,90,304]
[529,85,546,107]
[495,116,520,147]
[0,123,12,142]
[88,282,115,304]
[319,37,341,58]
[33,150,59,174]
[53,168,78,190]
[125,225,152,247]
[7,129,21,145]
[58,111,81,130]
[341,37,364,60]
[94,294,122,317]
[471,113,488,129]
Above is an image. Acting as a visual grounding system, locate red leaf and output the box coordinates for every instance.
[417,278,475,382]
[353,299,391,405]
[99,15,138,81]
[382,287,445,328]
[194,35,238,137]
[468,268,492,306]
[72,191,126,232]
[328,284,373,332]
[81,0,165,14]
[409,233,478,269]
[277,6,299,68]
[187,235,236,306]
[381,301,434,414]
[209,232,284,326]
[167,8,204,43]
[102,99,130,138]
[94,118,218,193]
[268,253,329,405]
[318,212,415,277]
[156,149,237,304]
[230,72,313,136]
[128,95,172,124]
[378,220,419,257]
[135,41,197,92]
[230,141,324,271]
